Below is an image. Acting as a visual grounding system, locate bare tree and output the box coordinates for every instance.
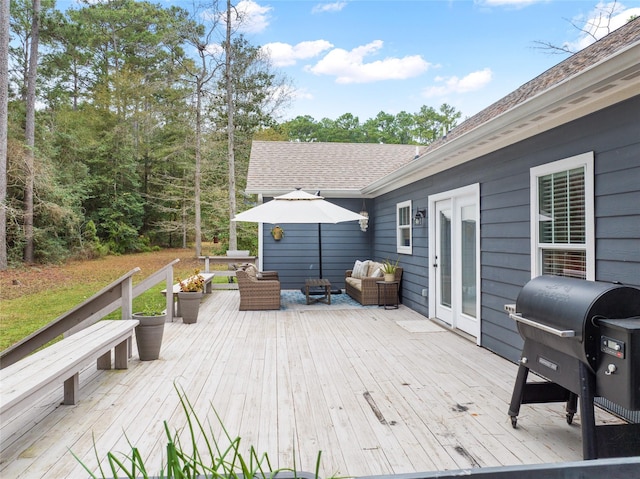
[23,0,40,263]
[533,1,635,54]
[225,0,238,251]
[179,2,224,257]
[0,0,9,269]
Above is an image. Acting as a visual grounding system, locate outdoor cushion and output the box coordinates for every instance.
[370,266,383,278]
[367,261,383,277]
[352,260,369,279]
[345,277,362,291]
[244,264,257,280]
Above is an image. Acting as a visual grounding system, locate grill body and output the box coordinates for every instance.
[597,318,640,410]
[506,275,640,460]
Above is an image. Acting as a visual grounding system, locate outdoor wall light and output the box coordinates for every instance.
[414,209,426,226]
[359,199,369,232]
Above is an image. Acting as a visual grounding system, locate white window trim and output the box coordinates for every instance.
[397,200,413,255]
[530,151,595,280]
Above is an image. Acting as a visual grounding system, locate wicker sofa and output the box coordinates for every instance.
[345,260,403,306]
[237,266,281,311]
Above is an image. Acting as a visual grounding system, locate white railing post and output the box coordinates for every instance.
[121,275,134,358]
[166,266,174,322]
[121,276,133,320]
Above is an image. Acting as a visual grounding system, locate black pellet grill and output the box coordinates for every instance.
[506,275,640,460]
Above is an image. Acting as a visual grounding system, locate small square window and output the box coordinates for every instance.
[397,200,412,254]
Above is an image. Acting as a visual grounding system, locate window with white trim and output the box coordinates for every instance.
[530,152,595,280]
[397,200,412,254]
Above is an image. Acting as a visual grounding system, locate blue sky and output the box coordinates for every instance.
[225,0,640,122]
[58,1,639,123]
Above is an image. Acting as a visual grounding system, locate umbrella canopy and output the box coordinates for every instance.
[232,190,367,280]
[232,189,366,224]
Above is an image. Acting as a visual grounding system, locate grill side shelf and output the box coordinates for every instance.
[509,312,577,338]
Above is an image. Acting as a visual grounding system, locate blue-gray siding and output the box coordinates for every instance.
[372,95,640,362]
[260,96,639,364]
[261,198,373,289]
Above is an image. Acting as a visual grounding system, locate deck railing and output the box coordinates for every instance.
[0,259,179,369]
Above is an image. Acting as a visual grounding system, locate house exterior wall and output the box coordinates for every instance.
[371,95,640,363]
[256,96,638,362]
[261,197,373,290]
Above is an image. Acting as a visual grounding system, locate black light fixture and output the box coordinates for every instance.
[414,209,426,226]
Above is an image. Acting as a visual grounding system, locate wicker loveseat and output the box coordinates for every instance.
[345,260,403,306]
[237,266,281,311]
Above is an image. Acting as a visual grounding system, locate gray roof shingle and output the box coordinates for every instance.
[246,18,639,197]
[246,142,425,196]
[424,17,640,153]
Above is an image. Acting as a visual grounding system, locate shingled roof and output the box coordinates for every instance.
[425,16,640,152]
[247,18,640,198]
[246,142,425,197]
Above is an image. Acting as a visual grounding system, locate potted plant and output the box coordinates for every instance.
[132,303,166,361]
[382,258,399,282]
[177,270,205,324]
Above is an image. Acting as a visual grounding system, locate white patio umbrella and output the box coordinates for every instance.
[232,189,367,279]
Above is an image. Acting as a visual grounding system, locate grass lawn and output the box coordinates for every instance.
[0,247,240,351]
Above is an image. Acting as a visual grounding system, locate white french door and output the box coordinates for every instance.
[429,185,480,342]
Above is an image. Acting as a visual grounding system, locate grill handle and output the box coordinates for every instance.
[509,313,577,338]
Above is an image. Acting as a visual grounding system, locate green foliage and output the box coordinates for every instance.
[5,0,462,266]
[382,258,399,274]
[281,103,462,145]
[72,384,324,479]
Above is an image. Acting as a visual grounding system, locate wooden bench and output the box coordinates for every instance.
[0,319,139,423]
[161,273,216,317]
[198,256,257,289]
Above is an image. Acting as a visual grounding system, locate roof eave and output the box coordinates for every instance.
[243,188,370,199]
[362,41,640,197]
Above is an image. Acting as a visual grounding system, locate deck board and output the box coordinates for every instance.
[0,290,625,478]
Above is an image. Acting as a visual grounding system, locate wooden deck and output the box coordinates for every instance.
[0,291,623,478]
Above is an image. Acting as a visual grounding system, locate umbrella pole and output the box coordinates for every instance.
[318,223,322,278]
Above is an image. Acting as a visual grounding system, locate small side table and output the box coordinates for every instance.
[376,281,399,310]
[304,278,332,305]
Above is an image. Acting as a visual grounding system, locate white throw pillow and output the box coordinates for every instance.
[352,260,369,279]
[371,267,383,278]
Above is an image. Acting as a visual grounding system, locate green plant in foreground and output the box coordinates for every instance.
[72,384,325,479]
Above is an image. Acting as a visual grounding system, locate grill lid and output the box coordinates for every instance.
[516,276,640,338]
[513,276,640,368]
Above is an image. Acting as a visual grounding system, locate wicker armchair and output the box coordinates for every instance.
[237,268,281,311]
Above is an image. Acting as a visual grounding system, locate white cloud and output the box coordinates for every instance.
[312,2,348,14]
[235,0,273,34]
[307,40,430,84]
[291,87,314,101]
[477,0,539,5]
[422,68,493,98]
[205,43,224,56]
[203,0,271,34]
[566,3,640,51]
[262,40,334,67]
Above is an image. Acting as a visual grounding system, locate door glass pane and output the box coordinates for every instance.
[439,209,451,308]
[461,205,476,317]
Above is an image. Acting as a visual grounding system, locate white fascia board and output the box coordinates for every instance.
[362,42,640,197]
[243,188,368,199]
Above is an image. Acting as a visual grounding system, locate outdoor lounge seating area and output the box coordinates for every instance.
[0,290,626,479]
[236,265,281,310]
[345,260,403,305]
